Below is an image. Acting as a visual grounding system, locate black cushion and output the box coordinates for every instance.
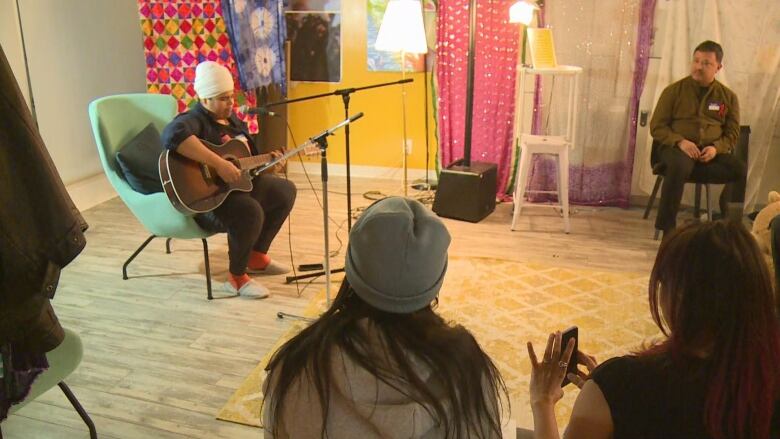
[116,123,164,194]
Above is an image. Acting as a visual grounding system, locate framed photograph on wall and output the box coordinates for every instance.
[286,1,341,82]
[287,0,339,11]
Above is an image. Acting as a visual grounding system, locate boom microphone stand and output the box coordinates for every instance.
[260,78,414,283]
[331,79,413,230]
[277,113,364,320]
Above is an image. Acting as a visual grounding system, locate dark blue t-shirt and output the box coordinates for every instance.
[160,102,257,155]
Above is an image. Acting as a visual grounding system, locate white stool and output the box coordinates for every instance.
[511,134,571,233]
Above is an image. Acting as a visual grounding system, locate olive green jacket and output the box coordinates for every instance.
[650,76,740,154]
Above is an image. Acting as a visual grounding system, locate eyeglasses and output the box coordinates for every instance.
[213,94,235,103]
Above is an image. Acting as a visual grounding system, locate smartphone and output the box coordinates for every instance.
[560,326,579,387]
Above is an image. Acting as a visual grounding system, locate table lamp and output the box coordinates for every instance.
[375,0,428,196]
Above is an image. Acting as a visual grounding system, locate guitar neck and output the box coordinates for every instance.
[238,153,273,171]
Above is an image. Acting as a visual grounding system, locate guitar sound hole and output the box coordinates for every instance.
[226,157,245,181]
[224,155,241,170]
[201,158,242,185]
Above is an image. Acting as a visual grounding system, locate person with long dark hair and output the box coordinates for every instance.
[528,220,780,438]
[262,197,508,438]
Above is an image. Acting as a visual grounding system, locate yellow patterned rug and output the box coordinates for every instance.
[217,256,661,430]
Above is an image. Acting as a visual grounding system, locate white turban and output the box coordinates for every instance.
[193,61,234,99]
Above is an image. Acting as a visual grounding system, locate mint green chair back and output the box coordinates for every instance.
[88,93,208,239]
[7,329,82,413]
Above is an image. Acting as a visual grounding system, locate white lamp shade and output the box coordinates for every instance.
[375,0,428,54]
[509,1,538,25]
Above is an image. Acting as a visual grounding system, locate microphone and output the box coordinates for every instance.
[239,105,280,117]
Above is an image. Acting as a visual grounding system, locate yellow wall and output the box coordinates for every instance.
[286,2,437,171]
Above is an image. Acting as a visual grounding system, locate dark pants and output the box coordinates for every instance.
[197,174,296,275]
[655,146,746,231]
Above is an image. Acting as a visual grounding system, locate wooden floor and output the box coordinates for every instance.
[2,172,662,439]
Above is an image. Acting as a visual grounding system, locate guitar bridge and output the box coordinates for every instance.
[201,164,213,184]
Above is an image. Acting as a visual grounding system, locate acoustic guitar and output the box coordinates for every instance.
[159,138,317,215]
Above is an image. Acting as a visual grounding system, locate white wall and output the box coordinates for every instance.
[0,0,30,106]
[757,125,780,203]
[9,0,146,186]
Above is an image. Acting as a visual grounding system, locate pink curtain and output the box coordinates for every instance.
[436,0,657,206]
[436,0,519,197]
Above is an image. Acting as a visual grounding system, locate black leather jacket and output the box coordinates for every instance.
[0,44,87,353]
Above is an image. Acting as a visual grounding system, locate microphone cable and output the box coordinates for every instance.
[281,119,348,296]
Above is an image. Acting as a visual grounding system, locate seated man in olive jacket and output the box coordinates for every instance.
[649,40,746,235]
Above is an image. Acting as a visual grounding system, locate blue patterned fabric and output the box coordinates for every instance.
[223,0,287,93]
[1,344,48,421]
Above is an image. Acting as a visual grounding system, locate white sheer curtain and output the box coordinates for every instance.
[532,0,643,205]
[633,0,780,211]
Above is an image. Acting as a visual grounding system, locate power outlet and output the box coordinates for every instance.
[405,139,413,155]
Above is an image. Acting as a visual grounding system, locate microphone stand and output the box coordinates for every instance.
[261,78,413,283]
[278,113,364,321]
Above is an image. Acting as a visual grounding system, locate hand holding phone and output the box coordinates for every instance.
[566,350,599,389]
[526,331,576,408]
[560,326,578,387]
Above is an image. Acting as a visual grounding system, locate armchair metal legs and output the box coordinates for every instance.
[122,235,156,280]
[201,239,212,300]
[122,235,213,300]
[58,382,97,439]
[0,383,97,439]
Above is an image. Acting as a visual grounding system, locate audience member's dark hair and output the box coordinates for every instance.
[694,40,724,63]
[263,279,508,438]
[645,221,780,439]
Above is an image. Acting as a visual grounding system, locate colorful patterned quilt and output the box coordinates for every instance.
[138,1,258,132]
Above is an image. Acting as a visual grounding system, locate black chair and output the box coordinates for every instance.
[643,126,750,239]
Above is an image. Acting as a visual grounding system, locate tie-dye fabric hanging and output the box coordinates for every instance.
[222,0,287,93]
[137,1,258,132]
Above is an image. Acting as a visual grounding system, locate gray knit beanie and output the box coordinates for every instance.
[345,197,451,313]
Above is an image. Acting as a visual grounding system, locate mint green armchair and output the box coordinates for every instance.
[88,94,218,299]
[1,329,96,438]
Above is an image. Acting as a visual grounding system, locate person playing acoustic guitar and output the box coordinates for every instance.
[161,61,296,299]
